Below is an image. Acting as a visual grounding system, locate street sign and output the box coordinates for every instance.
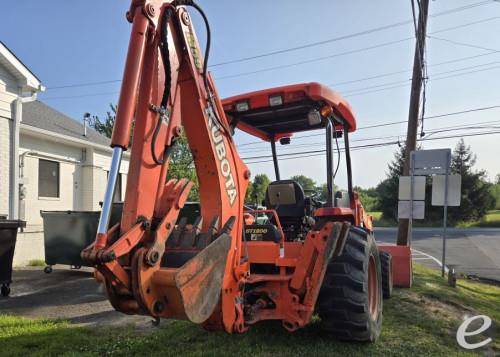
[411,149,451,175]
[398,200,425,219]
[432,174,462,206]
[399,176,426,200]
[409,148,455,277]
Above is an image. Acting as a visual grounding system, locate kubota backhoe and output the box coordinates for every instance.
[82,0,396,342]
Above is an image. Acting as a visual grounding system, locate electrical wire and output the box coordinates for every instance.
[238,120,500,154]
[209,1,497,67]
[243,130,500,164]
[43,2,500,91]
[236,104,500,147]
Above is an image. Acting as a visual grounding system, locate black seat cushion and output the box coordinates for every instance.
[265,180,306,219]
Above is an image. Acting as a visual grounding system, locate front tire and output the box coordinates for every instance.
[317,227,383,342]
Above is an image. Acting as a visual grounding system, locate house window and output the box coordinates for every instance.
[106,171,122,202]
[39,159,60,198]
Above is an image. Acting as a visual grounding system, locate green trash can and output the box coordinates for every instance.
[0,219,26,296]
[41,211,100,273]
[40,202,200,273]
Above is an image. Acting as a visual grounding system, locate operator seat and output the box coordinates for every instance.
[265,180,307,224]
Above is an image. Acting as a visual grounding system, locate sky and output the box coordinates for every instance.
[2,0,499,189]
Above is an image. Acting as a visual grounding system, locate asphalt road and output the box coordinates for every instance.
[375,227,500,282]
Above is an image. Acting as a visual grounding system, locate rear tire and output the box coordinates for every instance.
[380,251,393,299]
[317,227,383,342]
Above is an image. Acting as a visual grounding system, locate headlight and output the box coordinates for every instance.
[236,101,250,112]
[269,95,283,107]
[307,109,322,126]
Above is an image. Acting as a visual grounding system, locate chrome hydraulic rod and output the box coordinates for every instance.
[97,146,123,234]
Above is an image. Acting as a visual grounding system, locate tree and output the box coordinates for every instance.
[376,145,405,221]
[245,174,271,205]
[448,139,495,222]
[377,140,495,225]
[376,144,442,222]
[490,183,500,210]
[354,186,379,212]
[88,104,117,138]
[166,133,198,201]
[290,175,316,192]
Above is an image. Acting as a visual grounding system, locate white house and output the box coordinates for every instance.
[0,42,129,265]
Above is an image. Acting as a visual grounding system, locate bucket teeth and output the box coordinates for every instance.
[167,217,187,248]
[180,216,203,248]
[195,216,219,249]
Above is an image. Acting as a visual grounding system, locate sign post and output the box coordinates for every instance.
[404,149,461,278]
[442,151,451,277]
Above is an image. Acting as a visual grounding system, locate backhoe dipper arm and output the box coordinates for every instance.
[83,0,250,332]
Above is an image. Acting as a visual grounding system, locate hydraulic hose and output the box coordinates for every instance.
[151,6,174,165]
[174,0,230,134]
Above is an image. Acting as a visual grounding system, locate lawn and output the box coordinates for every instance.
[461,210,500,228]
[1,265,498,356]
[369,210,500,228]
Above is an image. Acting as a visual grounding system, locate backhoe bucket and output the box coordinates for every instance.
[174,233,232,323]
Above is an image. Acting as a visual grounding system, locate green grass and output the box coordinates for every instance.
[369,210,500,228]
[368,211,395,227]
[1,265,498,356]
[26,259,46,267]
[458,210,500,228]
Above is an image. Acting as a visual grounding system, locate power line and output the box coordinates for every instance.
[328,49,500,88]
[430,15,500,35]
[242,124,497,160]
[238,120,500,153]
[43,3,499,91]
[342,60,500,95]
[428,35,499,53]
[49,79,122,90]
[211,17,500,83]
[238,120,500,154]
[237,104,500,147]
[42,91,120,100]
[343,62,500,97]
[243,130,500,163]
[41,57,500,101]
[215,38,412,80]
[209,1,497,67]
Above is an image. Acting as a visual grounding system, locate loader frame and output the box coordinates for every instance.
[83,0,354,333]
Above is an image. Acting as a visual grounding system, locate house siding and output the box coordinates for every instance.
[0,65,18,217]
[20,133,85,225]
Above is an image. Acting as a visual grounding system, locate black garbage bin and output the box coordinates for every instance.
[40,202,200,273]
[0,220,26,297]
[40,205,125,273]
[41,211,100,273]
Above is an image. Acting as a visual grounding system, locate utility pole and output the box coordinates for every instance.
[397,0,430,246]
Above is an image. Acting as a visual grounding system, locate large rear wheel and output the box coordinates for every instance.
[317,227,383,342]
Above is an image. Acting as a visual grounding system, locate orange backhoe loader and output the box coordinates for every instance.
[82,0,397,342]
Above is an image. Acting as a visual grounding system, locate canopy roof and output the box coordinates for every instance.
[222,82,356,142]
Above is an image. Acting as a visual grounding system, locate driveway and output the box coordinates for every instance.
[0,267,152,327]
[375,227,500,282]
